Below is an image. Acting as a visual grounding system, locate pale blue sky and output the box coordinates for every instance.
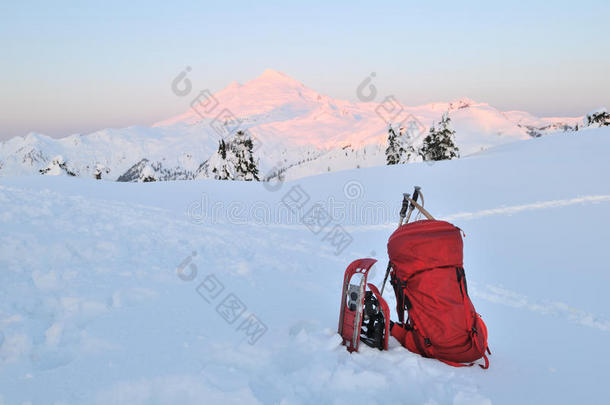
[1,0,609,140]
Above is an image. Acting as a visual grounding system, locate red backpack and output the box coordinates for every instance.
[388,219,490,368]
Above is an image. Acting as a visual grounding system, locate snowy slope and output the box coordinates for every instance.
[0,70,586,182]
[1,127,609,404]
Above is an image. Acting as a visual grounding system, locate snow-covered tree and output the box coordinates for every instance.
[207,139,237,180]
[385,126,404,165]
[585,108,610,127]
[204,131,260,181]
[401,122,418,162]
[94,163,109,180]
[526,127,542,138]
[232,130,260,181]
[39,155,78,176]
[419,113,460,161]
[139,164,157,182]
[385,123,417,165]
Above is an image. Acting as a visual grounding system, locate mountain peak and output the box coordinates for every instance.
[253,69,303,87]
[226,80,241,89]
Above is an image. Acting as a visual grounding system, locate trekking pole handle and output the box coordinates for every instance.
[405,186,421,224]
[398,193,410,227]
[400,193,410,218]
[404,195,435,220]
[410,186,421,210]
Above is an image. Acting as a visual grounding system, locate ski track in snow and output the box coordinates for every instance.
[470,283,610,332]
[343,194,610,232]
[441,195,610,222]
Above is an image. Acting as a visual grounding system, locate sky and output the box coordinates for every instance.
[1,0,609,140]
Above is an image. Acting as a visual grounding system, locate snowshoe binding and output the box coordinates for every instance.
[338,259,390,352]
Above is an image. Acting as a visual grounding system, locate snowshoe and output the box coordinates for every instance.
[338,258,390,352]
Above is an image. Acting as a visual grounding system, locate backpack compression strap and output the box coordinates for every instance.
[389,272,410,324]
[438,355,489,369]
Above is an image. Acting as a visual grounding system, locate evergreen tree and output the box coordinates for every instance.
[219,139,227,160]
[94,163,109,180]
[385,126,406,165]
[386,123,418,165]
[232,130,260,181]
[419,113,460,161]
[208,139,236,180]
[201,131,260,181]
[401,122,418,162]
[585,109,610,127]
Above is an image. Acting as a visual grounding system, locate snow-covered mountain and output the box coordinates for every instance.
[0,69,591,182]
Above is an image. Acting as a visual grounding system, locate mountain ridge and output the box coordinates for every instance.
[0,69,592,181]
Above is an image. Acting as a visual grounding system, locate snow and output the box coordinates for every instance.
[1,127,609,404]
[0,70,586,182]
[502,110,582,129]
[39,156,66,176]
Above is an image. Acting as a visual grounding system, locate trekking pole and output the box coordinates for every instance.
[397,193,410,227]
[404,186,421,224]
[381,193,410,296]
[379,261,392,296]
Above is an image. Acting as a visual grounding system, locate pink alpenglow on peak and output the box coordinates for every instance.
[154,69,581,150]
[256,69,304,85]
[1,69,591,181]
